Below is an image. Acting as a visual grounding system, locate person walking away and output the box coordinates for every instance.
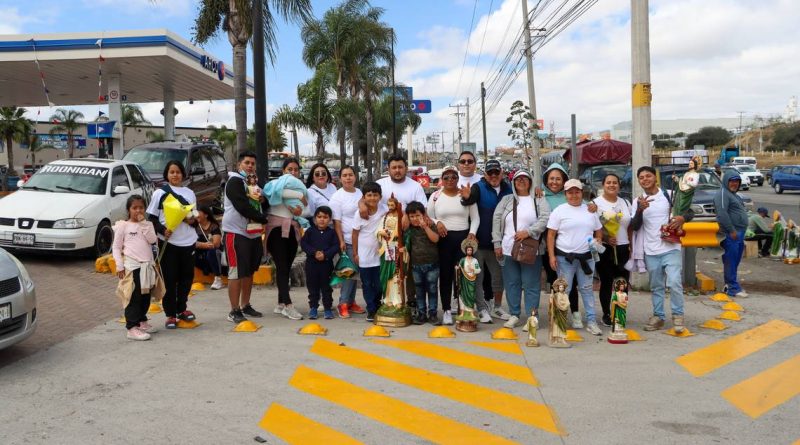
[746,207,777,258]
[714,170,749,298]
[114,195,162,340]
[593,173,632,327]
[194,206,224,290]
[546,179,604,336]
[492,169,550,329]
[427,165,479,325]
[329,166,367,317]
[352,182,387,322]
[221,151,269,324]
[147,160,198,329]
[301,206,340,319]
[630,166,693,333]
[456,150,483,188]
[404,201,440,325]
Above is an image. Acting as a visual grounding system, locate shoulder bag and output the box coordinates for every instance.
[510,197,540,264]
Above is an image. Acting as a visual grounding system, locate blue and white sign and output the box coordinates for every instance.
[200,55,225,81]
[87,121,116,139]
[24,134,88,150]
[411,100,431,113]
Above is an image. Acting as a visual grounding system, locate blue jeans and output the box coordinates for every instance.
[556,256,596,323]
[339,244,358,305]
[502,255,543,317]
[721,231,745,295]
[359,266,382,314]
[644,249,684,319]
[412,263,439,313]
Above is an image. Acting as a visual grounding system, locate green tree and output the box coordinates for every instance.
[145,130,165,142]
[27,134,55,167]
[0,106,33,180]
[272,105,306,158]
[49,108,84,159]
[771,122,800,148]
[207,124,237,168]
[122,104,152,127]
[506,100,535,168]
[291,62,337,160]
[685,126,731,149]
[193,0,313,153]
[267,121,287,152]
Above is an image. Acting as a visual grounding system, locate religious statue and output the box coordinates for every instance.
[525,309,539,347]
[608,278,629,344]
[784,220,800,264]
[455,239,480,332]
[662,155,702,243]
[375,195,411,327]
[245,173,264,234]
[770,210,786,258]
[548,278,571,348]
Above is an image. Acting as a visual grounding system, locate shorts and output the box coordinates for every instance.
[224,232,263,280]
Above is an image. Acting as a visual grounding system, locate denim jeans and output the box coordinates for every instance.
[338,244,358,305]
[474,248,500,312]
[644,249,684,319]
[502,255,543,317]
[359,266,382,314]
[556,256,596,323]
[721,231,745,295]
[412,263,439,313]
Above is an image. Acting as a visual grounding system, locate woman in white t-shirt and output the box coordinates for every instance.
[490,170,550,329]
[546,179,603,336]
[593,173,632,327]
[329,166,366,318]
[146,160,199,330]
[303,163,337,222]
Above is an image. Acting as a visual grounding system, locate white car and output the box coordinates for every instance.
[731,164,764,186]
[0,159,154,257]
[0,248,36,350]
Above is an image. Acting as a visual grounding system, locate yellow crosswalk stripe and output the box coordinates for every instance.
[721,354,800,419]
[310,338,564,436]
[467,341,523,355]
[258,403,365,444]
[373,339,538,386]
[676,320,800,377]
[290,365,519,445]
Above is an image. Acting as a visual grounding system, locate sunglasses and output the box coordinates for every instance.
[442,174,458,180]
[458,159,475,165]
[314,171,328,177]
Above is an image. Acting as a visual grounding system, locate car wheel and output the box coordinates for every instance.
[94,220,113,257]
[774,183,783,194]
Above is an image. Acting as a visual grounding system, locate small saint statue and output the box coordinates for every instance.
[245,173,264,234]
[608,278,629,344]
[548,278,571,348]
[525,308,539,347]
[455,239,480,332]
[662,155,701,243]
[375,195,411,327]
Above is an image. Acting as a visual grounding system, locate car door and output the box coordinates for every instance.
[109,166,132,223]
[790,167,800,189]
[125,164,148,201]
[188,148,211,205]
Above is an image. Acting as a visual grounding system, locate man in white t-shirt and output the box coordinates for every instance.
[374,154,428,211]
[457,150,483,189]
[630,166,693,334]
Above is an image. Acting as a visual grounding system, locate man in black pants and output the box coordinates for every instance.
[222,151,268,323]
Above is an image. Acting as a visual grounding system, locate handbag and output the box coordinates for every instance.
[510,198,540,264]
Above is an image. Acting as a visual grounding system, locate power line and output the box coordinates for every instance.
[450,0,480,104]
[465,0,496,103]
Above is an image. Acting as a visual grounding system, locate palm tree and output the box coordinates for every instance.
[0,106,33,179]
[145,130,165,143]
[272,105,306,158]
[27,134,55,167]
[359,63,390,181]
[296,64,336,160]
[122,104,152,127]
[49,108,84,158]
[267,121,287,152]
[193,0,313,153]
[207,124,237,168]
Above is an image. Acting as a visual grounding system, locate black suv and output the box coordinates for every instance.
[123,142,228,208]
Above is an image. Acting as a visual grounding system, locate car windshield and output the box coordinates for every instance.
[660,168,721,190]
[124,147,187,175]
[737,166,756,172]
[22,165,108,195]
[593,165,629,182]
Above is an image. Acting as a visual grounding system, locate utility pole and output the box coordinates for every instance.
[450,103,465,151]
[481,82,488,162]
[521,0,543,181]
[391,28,397,154]
[465,99,470,144]
[631,0,652,199]
[252,0,268,183]
[736,110,745,152]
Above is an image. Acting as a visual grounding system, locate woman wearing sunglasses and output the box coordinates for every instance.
[303,163,337,225]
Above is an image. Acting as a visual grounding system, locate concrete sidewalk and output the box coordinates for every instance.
[1,277,798,444]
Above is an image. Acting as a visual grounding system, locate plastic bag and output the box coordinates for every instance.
[330,252,358,286]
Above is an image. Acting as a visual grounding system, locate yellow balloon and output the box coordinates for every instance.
[162,194,194,230]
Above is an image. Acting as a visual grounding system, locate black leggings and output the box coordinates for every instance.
[160,243,194,318]
[438,229,468,311]
[124,269,149,330]
[542,253,579,312]
[596,244,630,318]
[267,226,298,305]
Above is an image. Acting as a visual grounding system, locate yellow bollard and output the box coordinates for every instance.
[490,327,518,340]
[298,323,328,336]
[364,325,391,337]
[721,302,744,312]
[428,326,455,338]
[253,264,274,285]
[681,222,721,247]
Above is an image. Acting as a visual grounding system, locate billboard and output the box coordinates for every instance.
[23,134,88,150]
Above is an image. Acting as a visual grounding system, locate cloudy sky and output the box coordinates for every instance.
[2,0,798,156]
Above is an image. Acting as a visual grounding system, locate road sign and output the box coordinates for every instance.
[411,100,431,114]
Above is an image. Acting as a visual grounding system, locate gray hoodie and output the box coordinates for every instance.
[492,170,551,254]
[713,170,748,234]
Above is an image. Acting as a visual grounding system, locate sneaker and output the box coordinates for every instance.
[242,304,263,318]
[348,302,367,314]
[366,311,376,322]
[428,311,438,325]
[127,326,151,341]
[504,315,520,329]
[442,311,453,325]
[139,321,158,334]
[571,312,584,329]
[586,321,602,336]
[601,314,612,327]
[227,309,246,324]
[308,307,318,320]
[324,309,334,320]
[479,309,493,324]
[644,315,665,331]
[413,312,428,325]
[273,304,285,314]
[281,305,304,320]
[177,310,196,321]
[211,277,224,290]
[672,315,685,333]
[734,290,749,298]
[165,317,178,329]
[491,306,512,321]
[337,303,351,318]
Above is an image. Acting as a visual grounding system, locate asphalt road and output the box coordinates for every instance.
[743,183,800,222]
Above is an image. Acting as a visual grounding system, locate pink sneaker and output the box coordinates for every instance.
[139,321,158,334]
[127,326,151,341]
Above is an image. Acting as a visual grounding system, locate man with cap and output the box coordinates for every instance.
[747,207,780,258]
[461,159,513,321]
[714,169,750,297]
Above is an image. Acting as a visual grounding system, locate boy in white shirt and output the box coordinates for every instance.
[352,182,387,322]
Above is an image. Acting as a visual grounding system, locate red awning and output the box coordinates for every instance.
[564,139,632,165]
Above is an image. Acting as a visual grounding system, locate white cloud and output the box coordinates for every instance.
[83,0,193,18]
[0,7,39,34]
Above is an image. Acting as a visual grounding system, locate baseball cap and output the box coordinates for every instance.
[757,207,768,214]
[485,159,501,172]
[564,179,583,190]
[442,165,458,174]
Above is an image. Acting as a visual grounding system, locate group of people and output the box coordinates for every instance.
[111,147,717,344]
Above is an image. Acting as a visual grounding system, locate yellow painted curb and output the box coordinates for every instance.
[718,311,742,321]
[699,319,727,330]
[695,272,716,291]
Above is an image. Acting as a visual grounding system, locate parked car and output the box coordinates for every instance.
[0,159,154,257]
[765,166,783,186]
[0,248,36,350]
[771,165,800,194]
[579,164,630,200]
[123,142,228,208]
[730,164,763,186]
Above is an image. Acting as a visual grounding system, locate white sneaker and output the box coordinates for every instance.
[273,304,285,314]
[586,321,602,336]
[491,306,512,321]
[281,304,304,320]
[504,315,519,329]
[442,311,453,325]
[139,321,158,334]
[211,277,224,290]
[734,290,749,298]
[126,327,151,341]
[571,311,584,329]
[479,309,493,324]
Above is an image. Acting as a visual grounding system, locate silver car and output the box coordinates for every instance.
[0,249,37,350]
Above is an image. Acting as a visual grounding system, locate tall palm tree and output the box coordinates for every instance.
[272,105,306,158]
[296,64,336,160]
[27,134,55,167]
[267,121,287,152]
[193,0,313,153]
[49,108,84,159]
[359,63,390,181]
[207,124,237,168]
[0,106,33,179]
[122,104,152,127]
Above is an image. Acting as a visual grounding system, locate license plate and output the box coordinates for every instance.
[0,303,10,323]
[12,233,35,246]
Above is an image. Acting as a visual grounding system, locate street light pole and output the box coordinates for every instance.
[631,0,652,199]
[481,82,488,163]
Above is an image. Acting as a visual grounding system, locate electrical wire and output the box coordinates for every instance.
[450,0,480,104]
